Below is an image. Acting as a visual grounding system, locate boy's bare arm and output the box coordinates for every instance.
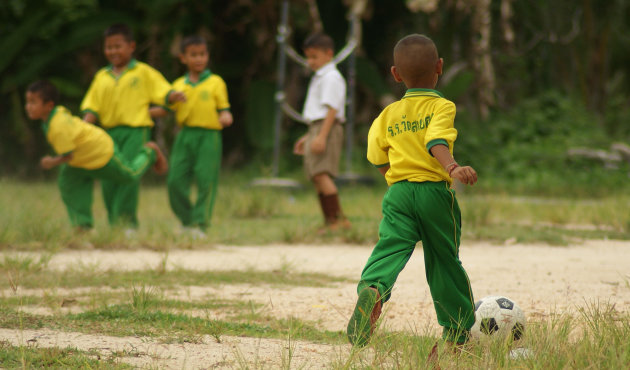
[150,106,169,119]
[378,165,390,176]
[310,107,337,154]
[219,110,233,127]
[430,144,477,185]
[83,112,97,124]
[40,154,73,170]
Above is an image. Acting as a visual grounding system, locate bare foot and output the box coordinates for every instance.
[144,141,168,175]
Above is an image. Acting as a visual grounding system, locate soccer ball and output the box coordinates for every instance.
[470,295,526,340]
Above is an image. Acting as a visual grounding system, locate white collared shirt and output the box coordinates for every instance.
[302,62,346,122]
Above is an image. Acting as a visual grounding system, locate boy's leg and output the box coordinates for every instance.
[357,181,420,302]
[96,144,157,184]
[305,122,346,227]
[192,129,221,229]
[416,182,475,344]
[348,182,420,345]
[58,164,94,229]
[102,127,149,227]
[167,128,195,227]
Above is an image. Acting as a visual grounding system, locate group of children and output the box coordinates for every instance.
[28,24,232,238]
[27,23,478,363]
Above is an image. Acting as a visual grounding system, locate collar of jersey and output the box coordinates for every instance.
[315,62,336,76]
[106,58,138,78]
[185,69,212,86]
[402,88,443,99]
[41,105,60,134]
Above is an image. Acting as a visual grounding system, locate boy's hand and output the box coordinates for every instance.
[40,156,57,170]
[219,111,233,128]
[293,135,307,155]
[451,165,477,185]
[168,91,187,103]
[150,106,169,119]
[40,154,72,170]
[310,135,326,154]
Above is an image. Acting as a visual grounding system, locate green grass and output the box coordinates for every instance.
[334,302,630,369]
[0,304,345,344]
[0,341,132,369]
[0,177,629,250]
[0,177,629,367]
[0,261,348,291]
[0,264,627,367]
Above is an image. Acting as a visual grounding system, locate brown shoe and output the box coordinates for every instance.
[145,141,168,175]
[427,343,441,369]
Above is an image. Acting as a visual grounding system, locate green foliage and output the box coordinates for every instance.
[456,90,628,194]
[1,0,629,180]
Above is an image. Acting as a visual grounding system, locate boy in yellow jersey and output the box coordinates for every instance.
[151,36,232,237]
[346,34,478,357]
[81,23,185,228]
[26,80,168,229]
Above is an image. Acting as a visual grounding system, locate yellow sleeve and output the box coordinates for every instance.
[80,71,103,119]
[214,76,230,111]
[145,65,173,106]
[48,113,80,155]
[366,113,390,167]
[424,100,457,154]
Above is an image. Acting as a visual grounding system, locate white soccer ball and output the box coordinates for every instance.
[471,295,526,340]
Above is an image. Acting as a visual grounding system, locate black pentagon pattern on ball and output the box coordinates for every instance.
[512,322,524,340]
[495,297,514,310]
[480,318,498,334]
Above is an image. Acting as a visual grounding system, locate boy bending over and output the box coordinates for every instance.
[346,34,478,361]
[26,80,167,230]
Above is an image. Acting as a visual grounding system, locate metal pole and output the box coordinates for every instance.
[272,0,290,178]
[345,23,357,174]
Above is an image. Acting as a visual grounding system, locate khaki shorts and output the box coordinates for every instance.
[304,120,343,179]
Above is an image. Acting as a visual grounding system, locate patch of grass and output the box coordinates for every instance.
[129,284,161,312]
[0,341,132,369]
[1,179,629,249]
[3,266,349,290]
[335,302,630,369]
[0,305,345,344]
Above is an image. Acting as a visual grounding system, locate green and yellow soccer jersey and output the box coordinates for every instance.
[169,70,230,130]
[43,106,114,169]
[80,59,173,129]
[367,88,457,186]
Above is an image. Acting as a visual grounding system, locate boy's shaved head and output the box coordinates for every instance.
[393,34,439,86]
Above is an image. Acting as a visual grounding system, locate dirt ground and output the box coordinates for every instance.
[1,240,629,368]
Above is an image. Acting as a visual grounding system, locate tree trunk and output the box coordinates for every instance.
[471,0,495,120]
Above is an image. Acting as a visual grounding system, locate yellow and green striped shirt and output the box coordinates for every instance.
[170,70,230,130]
[80,59,173,129]
[367,88,458,186]
[43,106,114,169]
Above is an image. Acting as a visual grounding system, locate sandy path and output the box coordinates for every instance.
[1,240,629,368]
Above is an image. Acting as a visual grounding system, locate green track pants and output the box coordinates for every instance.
[58,146,155,229]
[102,126,150,227]
[357,181,475,343]
[167,127,222,229]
